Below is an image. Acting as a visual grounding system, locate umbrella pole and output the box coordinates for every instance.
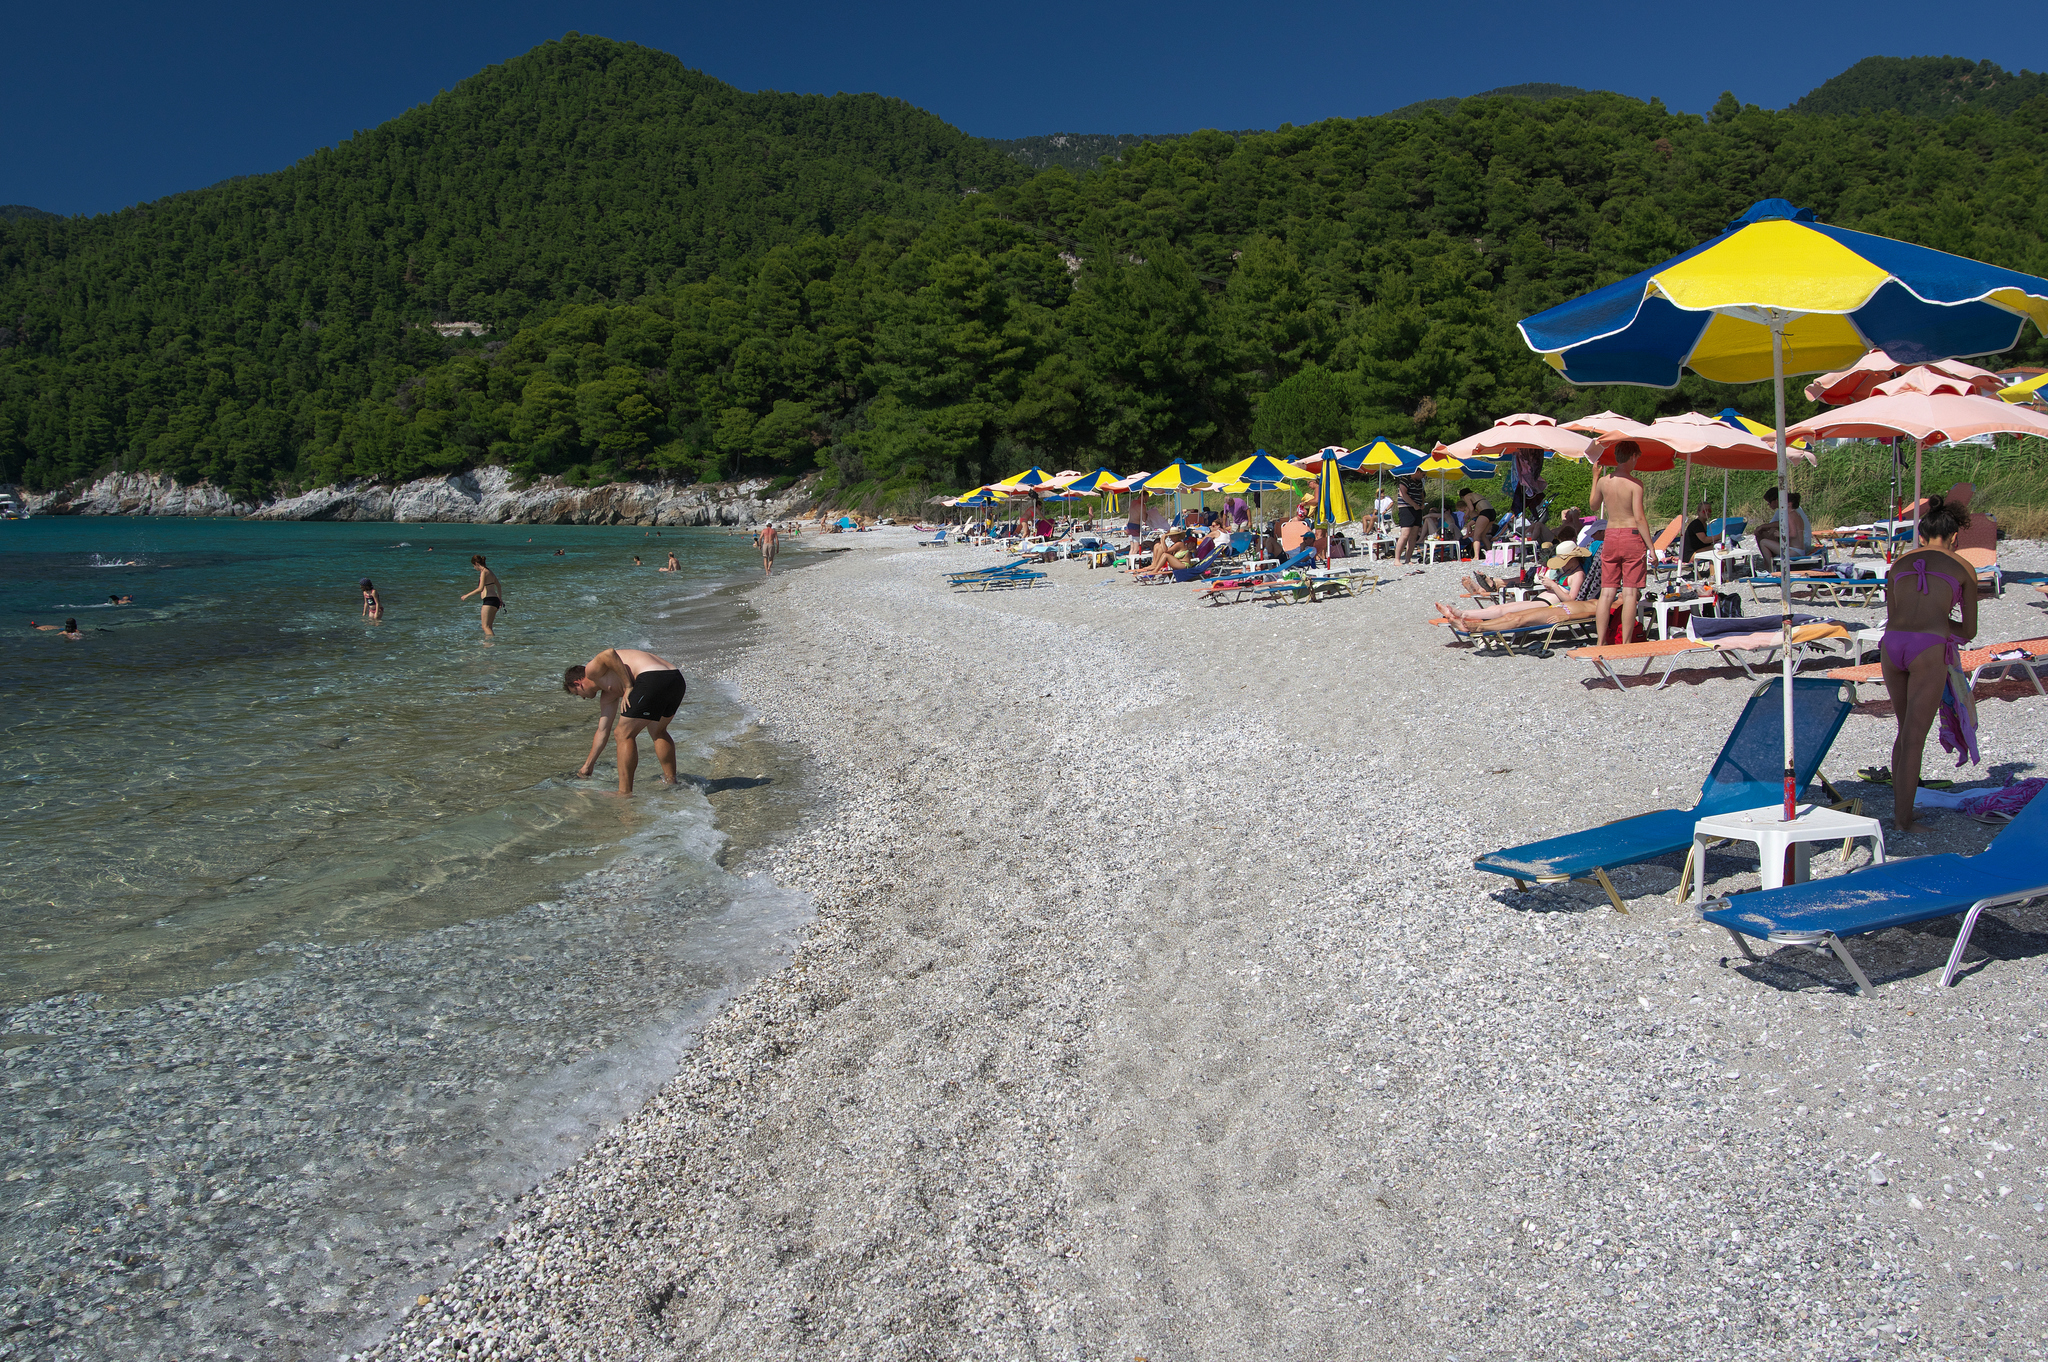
[1772,321,1796,824]
[1679,457,1693,582]
[1911,442,1924,549]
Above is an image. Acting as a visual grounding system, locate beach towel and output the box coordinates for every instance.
[1939,637,1980,768]
[1689,613,1830,642]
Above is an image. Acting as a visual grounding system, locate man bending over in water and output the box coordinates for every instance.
[562,647,685,794]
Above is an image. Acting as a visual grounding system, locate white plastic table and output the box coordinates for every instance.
[1688,803,1885,907]
[1692,546,1757,589]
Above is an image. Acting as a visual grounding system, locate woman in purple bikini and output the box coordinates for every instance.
[1879,497,1979,834]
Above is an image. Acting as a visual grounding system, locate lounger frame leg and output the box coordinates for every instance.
[1572,867,1629,914]
[1821,933,1876,995]
[1722,927,1760,962]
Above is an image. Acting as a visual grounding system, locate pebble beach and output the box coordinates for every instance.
[356,529,2048,1361]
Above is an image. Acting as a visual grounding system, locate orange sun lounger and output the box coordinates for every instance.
[1571,624,1853,691]
[1825,635,2048,696]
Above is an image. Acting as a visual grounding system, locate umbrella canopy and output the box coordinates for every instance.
[1806,349,2004,404]
[1521,199,2048,387]
[1128,460,1214,492]
[1998,370,2048,404]
[1521,197,2048,822]
[1434,414,1593,462]
[1563,410,1649,436]
[1056,468,1122,495]
[1314,458,1351,526]
[1351,439,1420,470]
[836,515,858,527]
[1588,413,1812,472]
[1786,382,2048,446]
[1209,451,1314,487]
[953,487,1001,506]
[1293,445,1357,471]
[991,466,1060,490]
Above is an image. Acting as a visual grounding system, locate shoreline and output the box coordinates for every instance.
[0,531,824,1360]
[362,530,2048,1358]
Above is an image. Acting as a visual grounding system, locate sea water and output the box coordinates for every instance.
[0,517,813,1356]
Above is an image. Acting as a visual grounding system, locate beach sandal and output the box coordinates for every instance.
[1969,809,2016,826]
[1857,766,1891,784]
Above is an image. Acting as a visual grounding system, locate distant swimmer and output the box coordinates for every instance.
[360,578,383,620]
[760,520,778,577]
[554,549,565,556]
[108,594,133,605]
[562,647,684,794]
[30,619,83,639]
[632,556,642,566]
[662,552,679,572]
[460,555,502,637]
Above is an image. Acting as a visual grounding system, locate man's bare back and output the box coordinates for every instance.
[1588,469,1650,539]
[563,648,683,793]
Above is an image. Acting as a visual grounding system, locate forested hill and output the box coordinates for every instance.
[8,50,2048,503]
[0,33,1022,490]
[0,207,59,222]
[1382,83,1607,120]
[1792,56,2048,117]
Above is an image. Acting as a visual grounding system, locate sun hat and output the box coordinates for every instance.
[1547,544,1590,568]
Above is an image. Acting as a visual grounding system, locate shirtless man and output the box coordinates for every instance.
[760,520,778,577]
[1588,441,1654,646]
[561,647,685,794]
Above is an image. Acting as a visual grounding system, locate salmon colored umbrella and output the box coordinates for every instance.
[1788,370,2048,542]
[1434,413,1594,461]
[1804,349,2005,404]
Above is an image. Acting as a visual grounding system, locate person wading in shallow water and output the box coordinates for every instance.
[459,556,502,637]
[561,647,684,794]
[760,521,778,577]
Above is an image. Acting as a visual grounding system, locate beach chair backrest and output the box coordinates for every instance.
[1230,532,1252,554]
[1694,678,1856,817]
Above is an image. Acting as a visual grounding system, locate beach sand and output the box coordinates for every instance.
[366,532,2048,1359]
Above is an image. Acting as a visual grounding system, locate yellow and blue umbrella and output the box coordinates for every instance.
[1314,456,1350,528]
[1128,460,1212,492]
[991,466,1059,490]
[1521,197,2048,821]
[1520,199,2048,388]
[1998,370,2048,404]
[1058,468,1121,494]
[1208,451,1313,487]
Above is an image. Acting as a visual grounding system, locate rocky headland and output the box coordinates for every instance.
[14,467,816,525]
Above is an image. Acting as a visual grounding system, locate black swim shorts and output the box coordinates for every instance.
[482,595,503,608]
[622,668,686,721]
[1396,507,1422,529]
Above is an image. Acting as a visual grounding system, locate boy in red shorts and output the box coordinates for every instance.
[1589,440,1655,645]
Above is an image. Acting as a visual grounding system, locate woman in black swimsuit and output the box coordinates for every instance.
[460,555,503,637]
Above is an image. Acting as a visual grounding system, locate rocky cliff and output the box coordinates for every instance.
[18,468,813,525]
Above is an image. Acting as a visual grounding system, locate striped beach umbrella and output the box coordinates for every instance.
[1314,455,1351,528]
[1520,197,2048,820]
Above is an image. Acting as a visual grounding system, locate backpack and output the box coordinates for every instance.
[1714,591,1744,618]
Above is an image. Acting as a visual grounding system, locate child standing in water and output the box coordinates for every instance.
[359,578,383,620]
[459,556,503,637]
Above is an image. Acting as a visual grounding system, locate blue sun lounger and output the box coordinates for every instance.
[1702,789,2048,993]
[1473,678,1856,912]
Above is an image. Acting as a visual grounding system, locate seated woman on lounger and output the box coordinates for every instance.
[1435,547,1605,630]
[1134,531,1193,578]
[1460,545,1587,615]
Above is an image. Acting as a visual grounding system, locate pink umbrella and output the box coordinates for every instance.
[1789,380,2048,542]
[1435,413,1594,460]
[1804,349,2005,404]
[1589,413,1820,550]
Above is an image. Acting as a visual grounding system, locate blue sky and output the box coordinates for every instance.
[7,0,2043,217]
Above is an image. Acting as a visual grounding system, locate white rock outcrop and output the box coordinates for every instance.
[20,467,813,525]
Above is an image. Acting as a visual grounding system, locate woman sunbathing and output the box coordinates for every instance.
[1437,599,1600,631]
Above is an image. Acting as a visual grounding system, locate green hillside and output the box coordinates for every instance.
[1792,56,2048,117]
[0,206,60,223]
[0,33,1023,491]
[290,93,2048,500]
[1382,83,1609,120]
[9,51,2048,502]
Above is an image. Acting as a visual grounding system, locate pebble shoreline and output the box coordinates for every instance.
[353,531,2048,1360]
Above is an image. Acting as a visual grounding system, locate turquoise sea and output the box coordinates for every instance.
[0,516,814,1356]
[0,516,794,1005]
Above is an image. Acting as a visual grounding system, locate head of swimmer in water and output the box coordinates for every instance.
[561,664,599,699]
[65,619,78,633]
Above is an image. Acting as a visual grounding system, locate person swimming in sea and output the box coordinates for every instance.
[107,594,133,606]
[360,578,383,620]
[459,556,502,637]
[661,552,679,572]
[31,619,83,639]
[561,647,685,794]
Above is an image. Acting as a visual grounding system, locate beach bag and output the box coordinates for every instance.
[1714,592,1743,618]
